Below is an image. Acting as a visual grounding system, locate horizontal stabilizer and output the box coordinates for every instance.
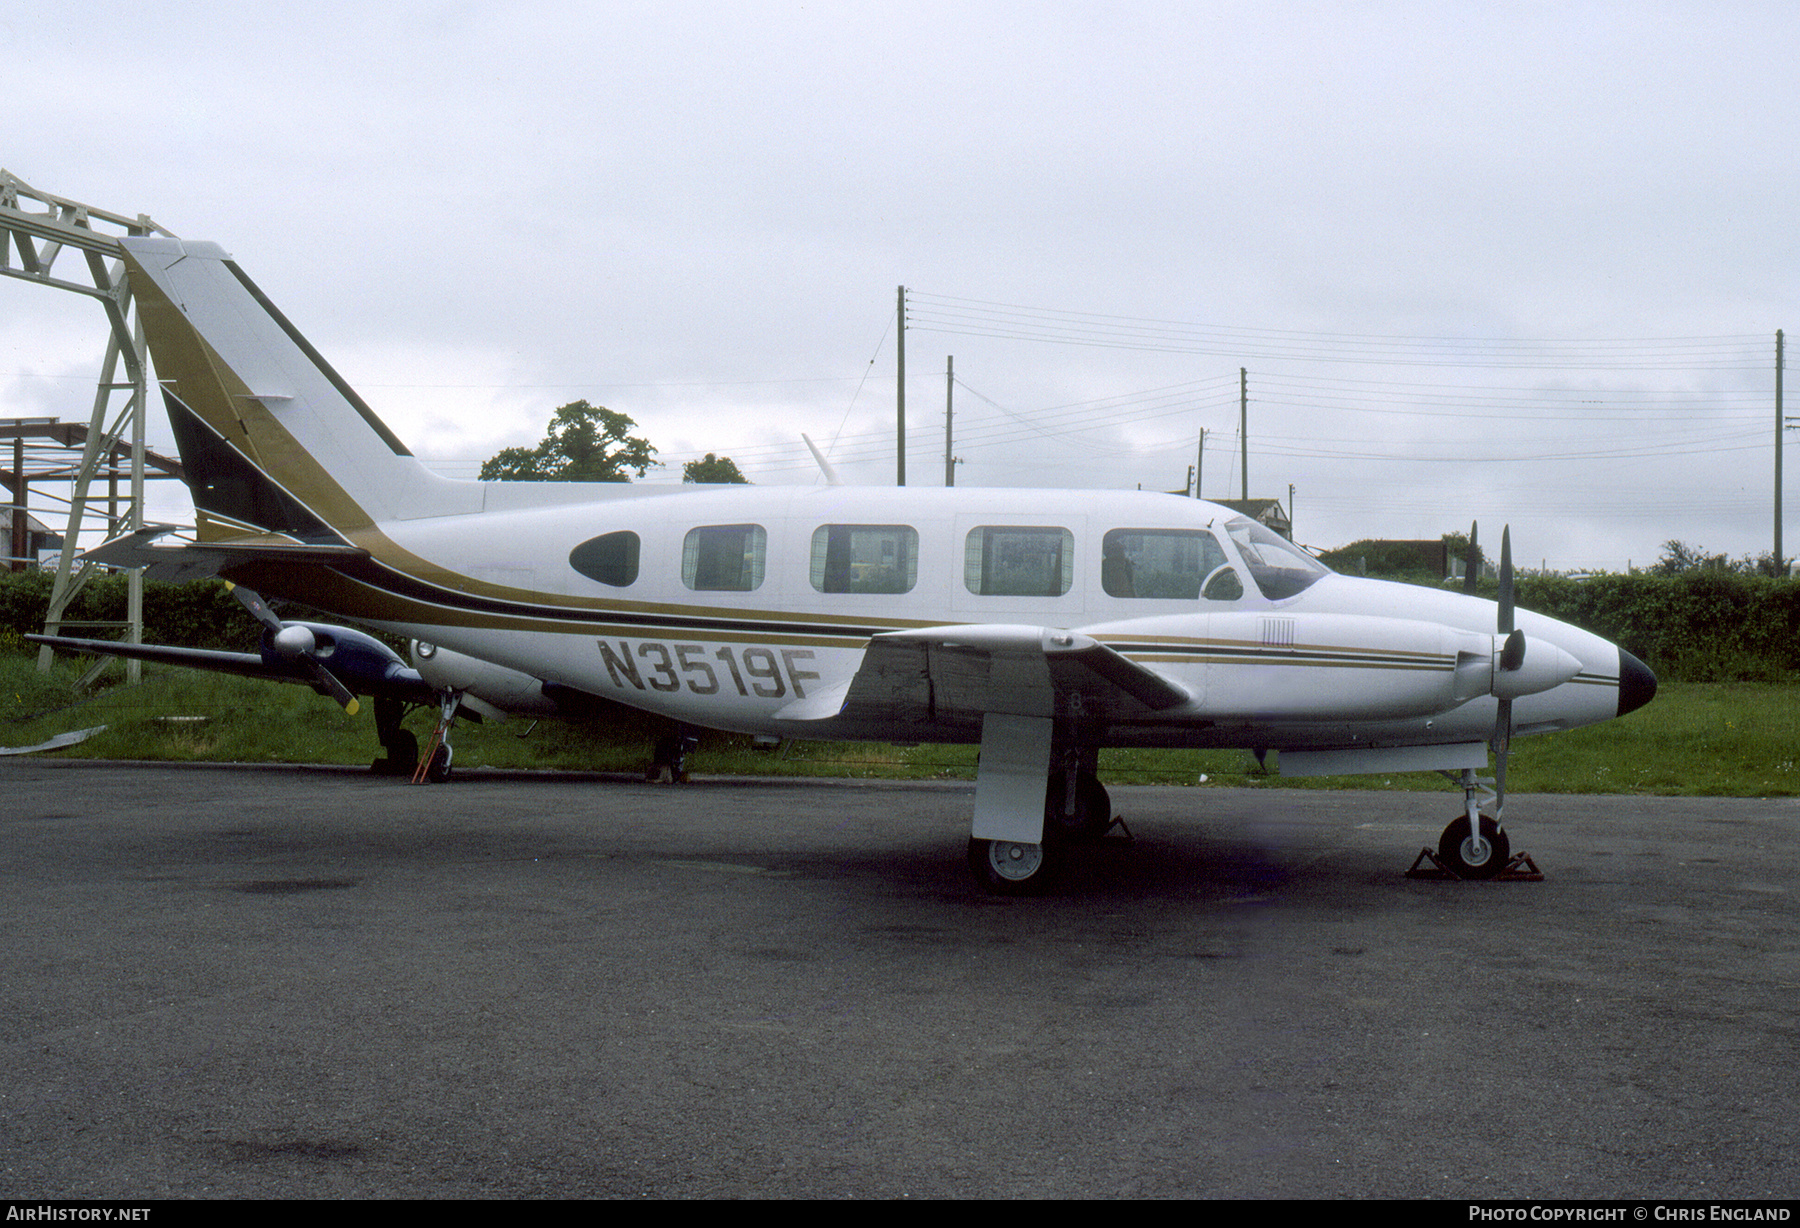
[78,525,368,583]
[29,631,437,706]
[28,635,312,682]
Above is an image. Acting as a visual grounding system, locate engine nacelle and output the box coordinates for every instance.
[1451,632,1583,702]
[409,641,564,718]
[1131,611,1585,722]
[261,622,424,699]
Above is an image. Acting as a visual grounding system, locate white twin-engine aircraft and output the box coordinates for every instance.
[39,236,1656,893]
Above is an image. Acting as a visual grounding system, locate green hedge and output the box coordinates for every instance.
[1,571,264,650]
[1512,571,1800,682]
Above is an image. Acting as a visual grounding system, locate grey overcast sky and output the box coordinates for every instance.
[4,1,1797,571]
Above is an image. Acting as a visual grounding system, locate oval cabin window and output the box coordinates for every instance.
[569,531,641,587]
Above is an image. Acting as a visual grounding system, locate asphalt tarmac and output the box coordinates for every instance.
[1,759,1796,1200]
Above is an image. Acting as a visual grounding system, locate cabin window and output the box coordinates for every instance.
[810,524,919,594]
[1101,528,1231,600]
[964,526,1075,597]
[682,524,766,591]
[568,530,640,587]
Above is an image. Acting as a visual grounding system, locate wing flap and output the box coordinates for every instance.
[809,624,1190,728]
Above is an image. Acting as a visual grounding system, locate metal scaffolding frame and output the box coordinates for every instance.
[3,418,186,565]
[0,169,176,682]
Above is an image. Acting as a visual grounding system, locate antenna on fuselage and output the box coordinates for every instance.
[802,434,842,486]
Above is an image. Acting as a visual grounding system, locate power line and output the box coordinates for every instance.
[905,291,1768,369]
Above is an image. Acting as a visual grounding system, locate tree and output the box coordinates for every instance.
[1741,550,1793,578]
[1654,540,1730,575]
[682,453,750,484]
[478,401,658,482]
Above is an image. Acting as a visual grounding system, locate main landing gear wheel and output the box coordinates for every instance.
[968,838,1058,896]
[647,732,697,784]
[1438,814,1510,879]
[1044,771,1112,842]
[371,729,418,777]
[370,696,418,776]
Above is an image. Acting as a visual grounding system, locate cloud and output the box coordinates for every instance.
[4,2,1798,569]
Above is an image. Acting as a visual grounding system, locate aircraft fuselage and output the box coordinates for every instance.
[274,482,1648,756]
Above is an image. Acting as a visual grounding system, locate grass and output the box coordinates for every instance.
[3,646,1795,797]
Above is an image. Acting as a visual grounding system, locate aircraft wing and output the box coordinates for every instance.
[781,624,1190,728]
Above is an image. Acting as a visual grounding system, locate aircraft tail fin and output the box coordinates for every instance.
[119,237,477,543]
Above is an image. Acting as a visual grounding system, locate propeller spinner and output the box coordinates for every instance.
[228,583,361,715]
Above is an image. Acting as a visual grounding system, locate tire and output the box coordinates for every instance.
[1438,815,1510,879]
[1043,772,1112,843]
[968,837,1058,896]
[371,729,419,776]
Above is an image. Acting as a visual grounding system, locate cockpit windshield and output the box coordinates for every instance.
[1222,517,1331,600]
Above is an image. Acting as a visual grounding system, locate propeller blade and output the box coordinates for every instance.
[1499,628,1526,672]
[302,657,361,715]
[1497,526,1514,635]
[227,581,283,634]
[1462,521,1480,597]
[230,584,361,715]
[1491,525,1517,827]
[1493,697,1512,816]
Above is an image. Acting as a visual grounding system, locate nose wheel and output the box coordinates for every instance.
[1437,814,1510,879]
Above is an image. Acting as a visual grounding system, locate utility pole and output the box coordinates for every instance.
[944,356,955,486]
[896,285,907,487]
[1239,368,1248,501]
[1778,330,1786,574]
[1193,427,1205,498]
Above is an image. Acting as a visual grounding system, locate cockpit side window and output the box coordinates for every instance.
[1222,517,1330,600]
[1101,529,1231,600]
[1201,566,1244,601]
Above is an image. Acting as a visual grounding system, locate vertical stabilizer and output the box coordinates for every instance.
[120,236,477,542]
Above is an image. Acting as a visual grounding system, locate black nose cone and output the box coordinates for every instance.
[1618,648,1657,718]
